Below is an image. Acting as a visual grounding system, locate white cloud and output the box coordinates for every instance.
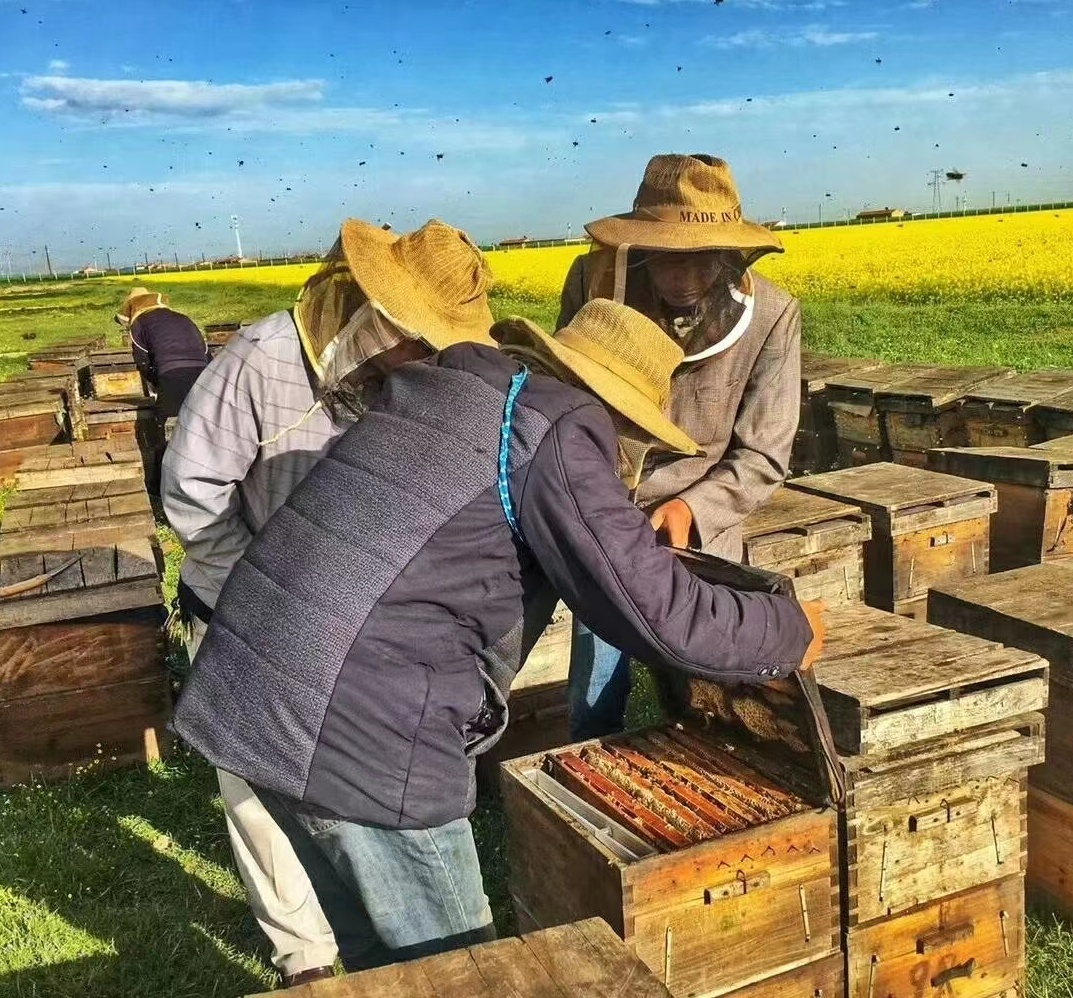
[47,59,69,73]
[707,24,877,48]
[20,76,325,121]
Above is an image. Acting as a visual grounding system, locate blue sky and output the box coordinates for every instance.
[1,0,1071,270]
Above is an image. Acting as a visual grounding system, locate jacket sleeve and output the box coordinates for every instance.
[556,255,587,330]
[679,298,801,549]
[160,342,262,608]
[516,403,812,682]
[129,321,155,386]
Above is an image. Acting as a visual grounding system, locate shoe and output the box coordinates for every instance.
[281,965,335,988]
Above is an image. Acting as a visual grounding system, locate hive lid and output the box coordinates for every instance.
[963,370,1073,408]
[874,366,1015,412]
[929,446,1073,488]
[824,362,933,398]
[800,353,881,394]
[743,484,867,541]
[788,462,995,516]
[814,602,1048,756]
[661,551,845,806]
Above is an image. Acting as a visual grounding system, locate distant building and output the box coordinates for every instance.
[856,207,908,221]
[760,219,787,230]
[497,236,530,250]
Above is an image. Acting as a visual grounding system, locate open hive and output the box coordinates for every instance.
[86,349,145,399]
[504,555,842,998]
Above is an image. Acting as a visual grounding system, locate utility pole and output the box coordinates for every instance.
[230,214,243,259]
[992,191,996,209]
[43,244,54,278]
[106,249,113,272]
[818,202,823,225]
[926,169,944,211]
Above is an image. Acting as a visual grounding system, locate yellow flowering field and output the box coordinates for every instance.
[111,209,1073,305]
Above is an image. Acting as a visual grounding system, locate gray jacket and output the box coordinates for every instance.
[161,310,346,612]
[559,256,801,558]
[173,345,812,830]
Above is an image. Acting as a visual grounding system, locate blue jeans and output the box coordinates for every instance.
[254,787,495,972]
[568,618,632,741]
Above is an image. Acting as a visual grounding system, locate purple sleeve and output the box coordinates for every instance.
[517,404,813,682]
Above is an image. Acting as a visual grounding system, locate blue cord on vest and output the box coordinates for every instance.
[498,367,529,541]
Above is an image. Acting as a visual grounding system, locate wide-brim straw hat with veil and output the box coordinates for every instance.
[582,154,781,361]
[294,218,495,392]
[491,298,700,459]
[115,287,168,327]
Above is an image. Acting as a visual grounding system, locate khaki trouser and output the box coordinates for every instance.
[186,619,338,976]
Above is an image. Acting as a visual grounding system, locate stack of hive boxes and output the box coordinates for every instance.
[794,353,880,475]
[816,602,1047,998]
[85,349,146,399]
[960,371,1073,448]
[0,440,169,786]
[788,464,996,621]
[928,563,1073,922]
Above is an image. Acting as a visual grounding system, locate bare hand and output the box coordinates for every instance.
[798,600,827,671]
[649,498,694,549]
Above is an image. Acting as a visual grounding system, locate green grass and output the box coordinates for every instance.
[3,277,1073,995]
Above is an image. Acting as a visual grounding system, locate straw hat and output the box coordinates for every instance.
[339,218,495,349]
[115,287,168,325]
[585,154,783,263]
[491,299,699,455]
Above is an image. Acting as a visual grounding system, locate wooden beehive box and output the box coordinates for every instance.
[788,464,996,619]
[961,370,1073,448]
[0,368,85,440]
[257,917,675,998]
[0,536,169,786]
[845,875,1025,998]
[794,353,880,474]
[874,366,1014,466]
[27,335,102,373]
[718,952,843,998]
[927,563,1073,799]
[742,486,871,604]
[87,350,145,399]
[928,446,1073,571]
[824,362,938,467]
[0,391,67,480]
[1034,386,1073,442]
[815,602,1047,758]
[204,321,244,359]
[502,724,840,998]
[82,398,159,484]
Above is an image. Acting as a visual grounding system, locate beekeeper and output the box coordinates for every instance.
[162,218,496,988]
[558,153,802,740]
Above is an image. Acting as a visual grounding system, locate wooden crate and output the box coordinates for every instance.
[27,337,101,374]
[794,353,880,474]
[256,917,675,997]
[927,563,1073,802]
[82,398,160,485]
[0,392,66,450]
[720,952,843,998]
[961,370,1073,448]
[0,537,169,787]
[874,366,1014,461]
[0,368,85,440]
[788,465,996,615]
[825,363,934,467]
[742,486,871,604]
[503,728,840,998]
[204,321,244,359]
[928,446,1073,571]
[1034,387,1073,442]
[814,602,1048,758]
[87,350,145,399]
[1026,785,1073,917]
[845,875,1024,998]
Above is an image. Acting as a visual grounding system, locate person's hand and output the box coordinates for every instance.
[649,498,694,549]
[799,600,827,671]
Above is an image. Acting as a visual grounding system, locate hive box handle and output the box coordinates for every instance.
[916,922,975,954]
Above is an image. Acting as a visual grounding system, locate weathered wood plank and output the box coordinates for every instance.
[743,486,866,539]
[875,365,1015,412]
[0,577,162,629]
[1027,786,1073,917]
[14,461,142,491]
[929,446,1073,489]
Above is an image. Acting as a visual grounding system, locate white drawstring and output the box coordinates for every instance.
[256,399,324,446]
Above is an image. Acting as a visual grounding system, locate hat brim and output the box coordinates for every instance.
[585,215,784,259]
[492,316,699,456]
[340,219,494,350]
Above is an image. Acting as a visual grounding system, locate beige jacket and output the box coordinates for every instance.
[558,253,801,558]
